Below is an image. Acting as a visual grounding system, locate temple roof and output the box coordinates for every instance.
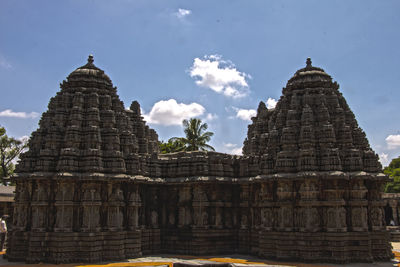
[66,55,112,86]
[16,55,159,175]
[243,58,382,173]
[286,58,333,90]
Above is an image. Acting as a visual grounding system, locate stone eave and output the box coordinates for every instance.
[12,170,389,183]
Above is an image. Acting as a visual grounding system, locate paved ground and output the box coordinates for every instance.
[1,245,399,267]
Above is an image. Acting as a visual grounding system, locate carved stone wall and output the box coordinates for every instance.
[6,57,391,263]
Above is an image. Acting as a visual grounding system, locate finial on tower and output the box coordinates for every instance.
[306,57,312,68]
[88,54,94,64]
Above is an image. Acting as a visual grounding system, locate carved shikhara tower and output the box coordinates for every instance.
[7,56,391,263]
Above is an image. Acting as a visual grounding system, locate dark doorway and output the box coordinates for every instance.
[385,203,393,225]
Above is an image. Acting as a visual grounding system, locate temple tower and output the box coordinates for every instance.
[8,55,159,263]
[243,58,390,262]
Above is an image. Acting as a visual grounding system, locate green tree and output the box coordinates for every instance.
[384,156,400,193]
[159,138,185,154]
[179,118,215,152]
[0,126,28,185]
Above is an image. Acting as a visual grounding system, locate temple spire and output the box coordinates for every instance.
[306,57,312,68]
[88,54,94,64]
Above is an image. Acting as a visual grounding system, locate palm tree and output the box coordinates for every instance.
[179,118,215,152]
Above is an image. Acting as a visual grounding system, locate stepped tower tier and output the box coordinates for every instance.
[243,58,381,173]
[16,55,159,175]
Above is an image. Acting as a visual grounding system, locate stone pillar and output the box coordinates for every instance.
[193,185,209,228]
[31,181,49,232]
[13,181,32,231]
[276,181,293,231]
[127,185,141,230]
[81,183,101,232]
[54,182,74,232]
[107,183,124,231]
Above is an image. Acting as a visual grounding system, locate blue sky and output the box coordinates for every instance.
[0,0,399,166]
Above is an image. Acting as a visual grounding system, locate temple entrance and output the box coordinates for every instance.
[385,203,394,225]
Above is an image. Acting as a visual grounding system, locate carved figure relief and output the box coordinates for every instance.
[108,207,123,229]
[82,205,100,230]
[351,180,367,199]
[13,205,28,229]
[352,207,367,230]
[371,207,383,227]
[261,208,273,229]
[168,211,175,226]
[179,187,191,203]
[295,208,305,229]
[193,186,207,202]
[55,206,73,231]
[82,186,101,231]
[32,206,47,230]
[202,210,208,227]
[299,180,318,199]
[338,207,347,228]
[215,207,222,227]
[151,210,158,227]
[240,214,248,229]
[307,208,319,231]
[178,206,191,226]
[277,182,292,200]
[33,182,48,202]
[259,183,272,201]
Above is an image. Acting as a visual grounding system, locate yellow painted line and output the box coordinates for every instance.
[196,257,267,264]
[196,257,297,266]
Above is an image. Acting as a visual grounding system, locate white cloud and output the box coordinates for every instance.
[379,153,390,167]
[233,107,256,121]
[0,55,12,69]
[175,8,191,19]
[266,97,277,109]
[18,135,29,142]
[222,143,242,155]
[0,109,39,119]
[386,135,400,150]
[142,99,205,126]
[205,113,218,121]
[189,55,250,98]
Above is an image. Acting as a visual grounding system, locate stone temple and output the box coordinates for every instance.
[7,56,392,263]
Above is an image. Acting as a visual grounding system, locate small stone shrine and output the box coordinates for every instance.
[7,56,392,263]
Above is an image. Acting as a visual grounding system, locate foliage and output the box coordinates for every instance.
[179,118,215,152]
[159,118,215,153]
[384,156,400,193]
[159,138,185,154]
[0,126,28,185]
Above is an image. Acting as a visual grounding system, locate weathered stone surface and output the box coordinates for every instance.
[7,57,391,264]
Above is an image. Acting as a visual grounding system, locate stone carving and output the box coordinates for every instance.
[352,207,368,231]
[261,208,273,230]
[127,186,141,230]
[278,206,293,230]
[7,56,391,264]
[370,207,384,230]
[299,180,318,200]
[81,184,101,232]
[240,214,248,229]
[54,182,74,231]
[326,207,347,231]
[151,210,158,228]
